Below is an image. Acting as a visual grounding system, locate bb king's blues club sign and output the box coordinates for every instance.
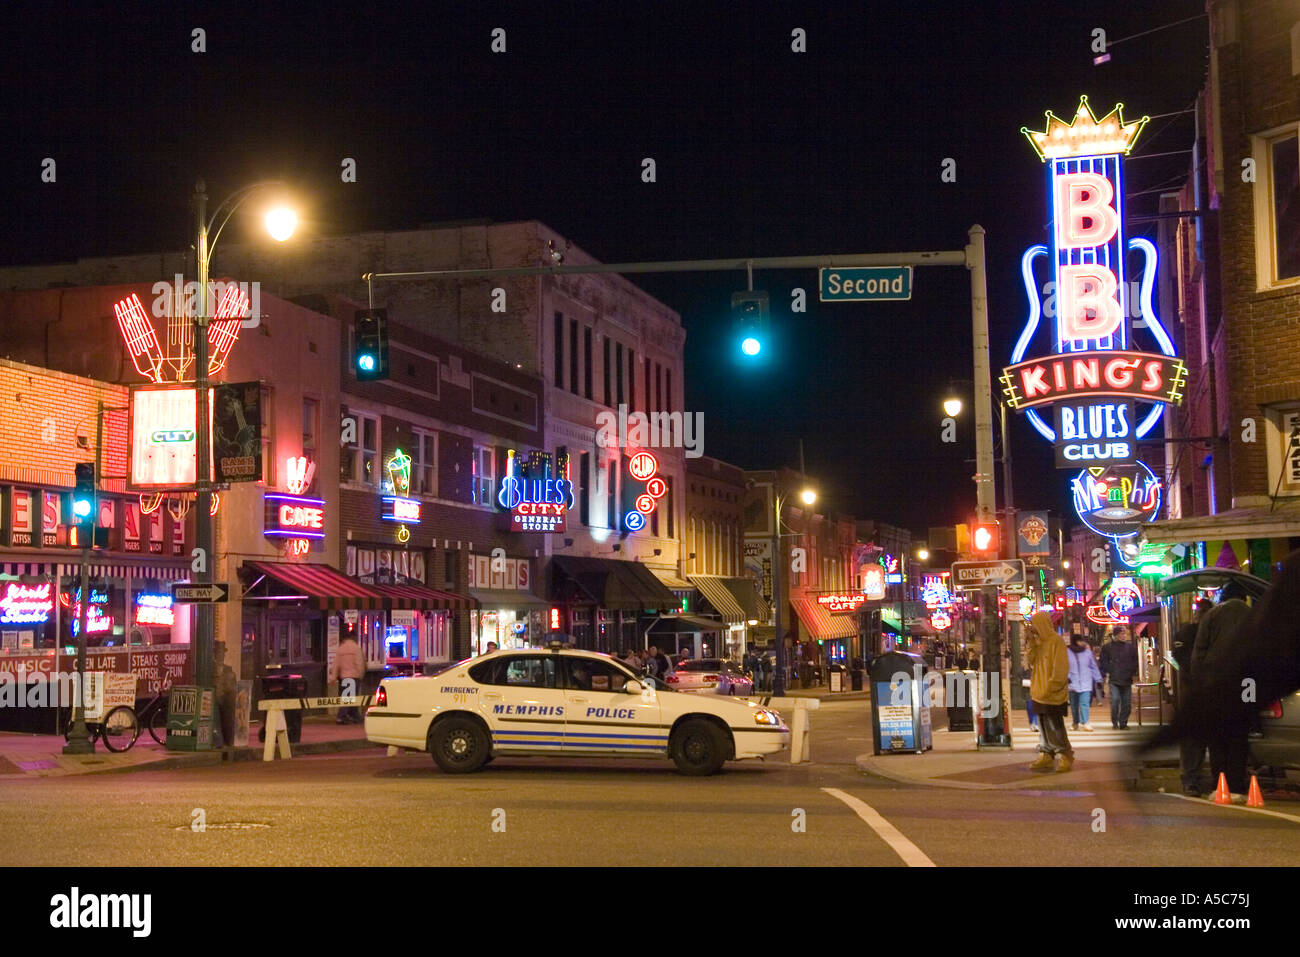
[1002,96,1186,542]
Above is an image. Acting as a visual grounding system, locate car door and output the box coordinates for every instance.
[476,654,566,753]
[561,657,666,755]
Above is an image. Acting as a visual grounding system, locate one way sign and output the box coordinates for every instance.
[950,560,1026,590]
[171,582,230,603]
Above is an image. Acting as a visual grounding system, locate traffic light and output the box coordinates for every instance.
[731,291,768,357]
[353,308,389,381]
[971,519,1000,556]
[71,462,95,547]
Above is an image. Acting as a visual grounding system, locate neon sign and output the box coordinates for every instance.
[921,574,953,609]
[129,386,215,489]
[816,593,867,614]
[861,565,886,600]
[500,450,573,533]
[385,448,412,497]
[1005,96,1180,545]
[1104,577,1142,619]
[264,493,327,539]
[621,450,662,532]
[135,592,175,626]
[0,582,54,624]
[286,456,315,495]
[930,610,952,631]
[382,497,422,524]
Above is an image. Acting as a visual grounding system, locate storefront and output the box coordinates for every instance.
[688,574,770,658]
[548,555,682,653]
[792,596,858,665]
[465,551,549,654]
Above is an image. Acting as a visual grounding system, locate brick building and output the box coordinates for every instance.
[1147,0,1300,577]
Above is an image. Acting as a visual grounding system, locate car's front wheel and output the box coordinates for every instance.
[430,715,490,773]
[670,719,729,776]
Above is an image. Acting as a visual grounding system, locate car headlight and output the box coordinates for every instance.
[753,709,780,726]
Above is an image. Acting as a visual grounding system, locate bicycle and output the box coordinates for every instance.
[62,683,170,752]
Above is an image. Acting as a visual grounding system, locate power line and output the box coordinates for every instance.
[1106,12,1208,48]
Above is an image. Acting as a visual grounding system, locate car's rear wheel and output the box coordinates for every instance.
[670,719,729,776]
[430,716,490,773]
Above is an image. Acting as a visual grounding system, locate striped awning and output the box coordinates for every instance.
[792,597,858,640]
[689,575,770,624]
[370,582,477,611]
[1,560,190,580]
[241,561,388,611]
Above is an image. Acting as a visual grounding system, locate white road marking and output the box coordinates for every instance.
[1159,791,1300,825]
[821,787,936,867]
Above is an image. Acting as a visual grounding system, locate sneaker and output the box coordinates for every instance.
[1082,723,1094,732]
[1112,723,1118,729]
[1071,724,1079,731]
[1029,725,1040,733]
[1119,724,1128,730]
[1056,753,1075,773]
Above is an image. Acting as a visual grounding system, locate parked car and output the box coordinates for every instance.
[666,658,754,696]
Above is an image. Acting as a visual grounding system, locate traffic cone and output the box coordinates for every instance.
[1247,775,1265,808]
[1213,772,1231,805]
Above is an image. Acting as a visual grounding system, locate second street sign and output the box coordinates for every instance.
[819,266,913,301]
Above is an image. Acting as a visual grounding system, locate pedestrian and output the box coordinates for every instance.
[1092,641,1106,701]
[485,640,498,654]
[1023,666,1038,732]
[1099,625,1139,730]
[653,645,671,680]
[955,651,969,671]
[1066,635,1102,731]
[624,647,643,672]
[328,632,365,724]
[644,645,661,678]
[1192,581,1254,800]
[1172,598,1212,795]
[1026,611,1073,772]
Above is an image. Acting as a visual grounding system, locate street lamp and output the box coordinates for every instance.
[769,483,815,698]
[943,396,963,418]
[917,548,930,562]
[192,179,296,695]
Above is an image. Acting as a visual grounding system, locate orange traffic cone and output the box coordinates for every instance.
[1213,772,1231,805]
[1247,775,1265,808]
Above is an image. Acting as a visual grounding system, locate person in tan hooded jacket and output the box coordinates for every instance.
[1026,611,1073,772]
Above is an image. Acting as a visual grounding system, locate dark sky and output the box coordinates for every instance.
[0,0,1209,536]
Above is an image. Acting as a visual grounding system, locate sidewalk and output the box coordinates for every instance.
[855,707,1164,791]
[0,716,376,780]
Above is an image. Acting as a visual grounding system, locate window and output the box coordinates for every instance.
[1254,128,1300,288]
[584,327,593,400]
[561,656,630,692]
[644,357,652,413]
[1266,405,1300,495]
[261,384,275,486]
[302,397,318,460]
[471,655,557,688]
[360,414,379,486]
[615,343,624,406]
[444,549,458,588]
[666,478,673,539]
[413,429,437,495]
[655,362,662,413]
[603,337,612,407]
[666,369,673,412]
[579,451,591,526]
[472,446,495,506]
[554,312,564,386]
[606,457,617,529]
[569,319,579,395]
[627,349,635,411]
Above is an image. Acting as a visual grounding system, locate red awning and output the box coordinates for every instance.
[241,561,388,611]
[792,597,858,640]
[370,583,477,611]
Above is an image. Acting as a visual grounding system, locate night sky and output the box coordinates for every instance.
[0,1,1209,536]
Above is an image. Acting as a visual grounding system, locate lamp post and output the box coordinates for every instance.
[770,482,815,698]
[191,179,295,691]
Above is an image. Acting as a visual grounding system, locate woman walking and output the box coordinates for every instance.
[1067,635,1103,731]
[1027,612,1074,772]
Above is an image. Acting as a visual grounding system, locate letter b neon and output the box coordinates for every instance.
[1059,265,1122,341]
[1055,172,1118,249]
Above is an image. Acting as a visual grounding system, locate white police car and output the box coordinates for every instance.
[364,645,790,775]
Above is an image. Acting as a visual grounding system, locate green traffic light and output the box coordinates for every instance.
[741,336,761,356]
[358,354,376,372]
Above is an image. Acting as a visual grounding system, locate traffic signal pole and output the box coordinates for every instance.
[63,401,104,755]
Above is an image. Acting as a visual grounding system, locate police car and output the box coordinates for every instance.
[364,645,790,775]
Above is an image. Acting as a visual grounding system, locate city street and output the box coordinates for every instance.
[3,700,1295,867]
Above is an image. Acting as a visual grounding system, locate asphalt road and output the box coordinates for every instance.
[1,700,1295,867]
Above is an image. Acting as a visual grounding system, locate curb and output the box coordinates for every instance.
[855,752,1143,792]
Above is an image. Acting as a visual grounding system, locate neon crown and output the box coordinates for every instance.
[1021,95,1149,161]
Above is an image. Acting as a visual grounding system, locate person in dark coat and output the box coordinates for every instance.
[1147,557,1300,801]
[1099,625,1140,729]
[1172,598,1213,795]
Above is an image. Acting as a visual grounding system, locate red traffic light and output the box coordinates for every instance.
[972,520,999,555]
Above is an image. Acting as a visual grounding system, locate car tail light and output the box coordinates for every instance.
[703,674,719,682]
[1265,700,1283,719]
[665,675,679,683]
[375,686,388,706]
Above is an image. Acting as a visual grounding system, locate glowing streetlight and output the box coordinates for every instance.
[264,206,298,242]
[917,548,930,561]
[943,397,963,417]
[800,489,817,506]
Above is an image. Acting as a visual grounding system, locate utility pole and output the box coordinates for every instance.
[63,401,104,754]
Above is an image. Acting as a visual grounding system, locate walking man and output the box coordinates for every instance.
[1026,612,1073,772]
[1099,625,1139,730]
